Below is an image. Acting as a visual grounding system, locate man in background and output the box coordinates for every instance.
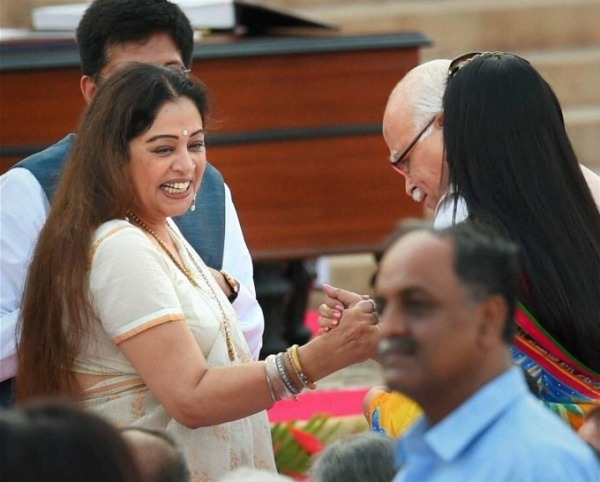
[381,58,600,225]
[376,221,599,480]
[0,0,264,405]
[121,427,190,482]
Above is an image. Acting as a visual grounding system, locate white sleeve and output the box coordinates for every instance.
[221,184,264,360]
[580,163,600,211]
[91,226,185,344]
[0,168,50,381]
[433,166,599,231]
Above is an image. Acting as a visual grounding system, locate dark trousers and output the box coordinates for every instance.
[0,378,14,407]
[255,259,315,359]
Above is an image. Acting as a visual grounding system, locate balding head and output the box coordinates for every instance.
[386,59,450,132]
[383,59,451,210]
[376,220,519,424]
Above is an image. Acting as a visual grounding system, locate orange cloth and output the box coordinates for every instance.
[368,390,422,438]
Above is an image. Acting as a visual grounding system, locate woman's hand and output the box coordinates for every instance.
[301,298,380,381]
[208,267,229,295]
[208,267,239,302]
[318,283,370,333]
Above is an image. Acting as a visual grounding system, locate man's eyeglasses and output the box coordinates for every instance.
[170,64,192,75]
[390,116,436,174]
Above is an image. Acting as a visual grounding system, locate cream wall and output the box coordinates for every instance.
[0,0,82,28]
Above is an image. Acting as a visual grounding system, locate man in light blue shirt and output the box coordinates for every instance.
[375,221,600,482]
[394,367,599,481]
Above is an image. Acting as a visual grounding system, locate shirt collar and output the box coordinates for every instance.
[397,367,528,464]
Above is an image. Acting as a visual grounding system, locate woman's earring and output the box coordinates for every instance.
[190,193,197,212]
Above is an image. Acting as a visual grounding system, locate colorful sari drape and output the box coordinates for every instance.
[512,302,600,430]
[369,391,422,438]
[367,301,600,437]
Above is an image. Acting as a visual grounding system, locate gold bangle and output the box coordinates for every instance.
[290,344,316,390]
[285,351,305,389]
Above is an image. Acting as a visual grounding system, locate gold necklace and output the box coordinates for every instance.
[126,211,235,361]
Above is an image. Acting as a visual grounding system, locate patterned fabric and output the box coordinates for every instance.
[369,391,422,438]
[76,219,276,481]
[512,302,600,430]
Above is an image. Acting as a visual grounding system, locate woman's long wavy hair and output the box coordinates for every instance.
[443,53,600,371]
[16,64,210,401]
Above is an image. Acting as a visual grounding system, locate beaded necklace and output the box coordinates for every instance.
[126,211,235,361]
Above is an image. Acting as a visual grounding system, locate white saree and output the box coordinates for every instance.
[75,219,276,482]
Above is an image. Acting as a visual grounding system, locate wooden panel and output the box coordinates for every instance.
[0,156,21,173]
[0,49,418,145]
[197,48,419,132]
[0,68,84,146]
[0,33,427,259]
[211,134,423,259]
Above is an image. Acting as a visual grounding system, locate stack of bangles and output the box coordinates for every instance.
[264,344,317,402]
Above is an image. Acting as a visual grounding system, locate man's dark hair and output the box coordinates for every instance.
[121,427,190,482]
[76,0,194,78]
[438,222,520,342]
[0,399,140,481]
[384,220,520,343]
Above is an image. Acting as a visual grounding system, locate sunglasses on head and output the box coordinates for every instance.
[448,51,530,79]
[448,51,482,78]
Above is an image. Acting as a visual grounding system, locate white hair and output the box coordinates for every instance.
[390,59,451,140]
[310,432,397,482]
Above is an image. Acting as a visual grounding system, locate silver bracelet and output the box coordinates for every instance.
[275,352,301,400]
[263,360,276,403]
[265,355,293,401]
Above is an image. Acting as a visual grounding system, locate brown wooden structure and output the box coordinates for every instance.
[0,32,429,260]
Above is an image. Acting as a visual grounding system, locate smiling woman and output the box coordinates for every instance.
[15,63,380,481]
[127,96,206,224]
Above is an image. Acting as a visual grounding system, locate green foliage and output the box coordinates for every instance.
[271,413,369,479]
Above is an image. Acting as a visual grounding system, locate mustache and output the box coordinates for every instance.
[378,337,418,358]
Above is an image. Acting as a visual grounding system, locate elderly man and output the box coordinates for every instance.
[376,221,599,481]
[382,58,600,225]
[321,54,600,436]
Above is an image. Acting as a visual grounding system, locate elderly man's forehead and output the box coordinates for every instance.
[385,83,410,113]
